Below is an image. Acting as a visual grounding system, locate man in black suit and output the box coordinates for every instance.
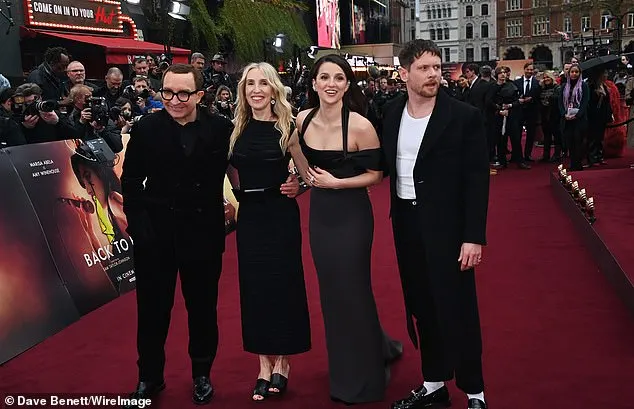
[382,40,490,409]
[121,64,233,406]
[464,63,490,113]
[514,62,541,161]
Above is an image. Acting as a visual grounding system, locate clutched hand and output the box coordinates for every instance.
[306,166,340,189]
[280,174,300,198]
[458,242,483,271]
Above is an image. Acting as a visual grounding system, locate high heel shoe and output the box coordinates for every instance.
[268,373,288,396]
[252,379,270,401]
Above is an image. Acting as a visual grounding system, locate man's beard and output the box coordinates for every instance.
[415,82,439,98]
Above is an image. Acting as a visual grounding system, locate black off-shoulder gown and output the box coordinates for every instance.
[299,108,399,403]
[230,119,311,355]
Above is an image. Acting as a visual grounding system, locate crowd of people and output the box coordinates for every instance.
[3,38,631,409]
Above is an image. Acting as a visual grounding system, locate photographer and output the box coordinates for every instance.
[111,97,135,134]
[13,83,75,145]
[0,88,26,147]
[203,54,234,95]
[67,84,123,153]
[212,85,234,119]
[123,77,163,114]
[26,47,70,102]
[129,57,161,90]
[93,68,125,110]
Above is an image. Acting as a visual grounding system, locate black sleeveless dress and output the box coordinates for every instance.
[299,108,396,403]
[230,119,311,355]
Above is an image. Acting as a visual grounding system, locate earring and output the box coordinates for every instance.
[271,99,276,105]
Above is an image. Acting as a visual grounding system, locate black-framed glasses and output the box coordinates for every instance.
[159,89,199,103]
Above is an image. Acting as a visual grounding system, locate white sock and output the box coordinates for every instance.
[467,392,485,402]
[423,381,444,394]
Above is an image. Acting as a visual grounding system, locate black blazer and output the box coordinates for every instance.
[514,76,541,115]
[121,108,233,254]
[381,90,490,246]
[466,77,491,114]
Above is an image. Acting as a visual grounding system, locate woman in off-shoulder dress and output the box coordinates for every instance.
[289,54,402,405]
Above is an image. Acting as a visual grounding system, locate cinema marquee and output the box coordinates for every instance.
[25,0,123,34]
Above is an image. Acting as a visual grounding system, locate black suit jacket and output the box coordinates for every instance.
[514,76,541,117]
[382,90,490,246]
[465,77,491,115]
[121,108,233,255]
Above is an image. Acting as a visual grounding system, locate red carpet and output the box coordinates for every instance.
[2,162,634,408]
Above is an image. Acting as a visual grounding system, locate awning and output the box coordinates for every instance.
[22,28,190,65]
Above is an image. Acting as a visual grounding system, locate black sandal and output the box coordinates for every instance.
[268,373,288,396]
[252,378,270,401]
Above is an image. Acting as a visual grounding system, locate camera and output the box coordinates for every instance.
[158,54,172,71]
[86,96,109,127]
[11,99,59,122]
[122,85,150,103]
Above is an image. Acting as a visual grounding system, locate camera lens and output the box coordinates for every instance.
[35,100,59,112]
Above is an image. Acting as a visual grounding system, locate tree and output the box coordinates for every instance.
[189,0,311,64]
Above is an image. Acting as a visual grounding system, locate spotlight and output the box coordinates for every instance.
[168,1,190,20]
[307,46,318,60]
[273,33,286,53]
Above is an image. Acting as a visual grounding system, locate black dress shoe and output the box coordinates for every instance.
[391,385,451,409]
[123,381,165,409]
[192,376,214,405]
[468,398,487,409]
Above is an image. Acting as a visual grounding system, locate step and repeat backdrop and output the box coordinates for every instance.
[0,136,239,364]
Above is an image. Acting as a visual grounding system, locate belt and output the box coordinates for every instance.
[232,186,282,201]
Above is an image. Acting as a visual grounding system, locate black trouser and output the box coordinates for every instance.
[494,115,522,164]
[587,122,606,163]
[134,231,222,382]
[563,121,585,170]
[392,200,484,394]
[521,114,537,159]
[541,116,562,159]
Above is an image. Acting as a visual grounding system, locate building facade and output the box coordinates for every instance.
[458,0,497,62]
[415,0,461,62]
[497,0,634,69]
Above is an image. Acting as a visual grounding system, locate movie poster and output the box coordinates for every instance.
[0,150,79,365]
[317,0,341,49]
[6,140,131,315]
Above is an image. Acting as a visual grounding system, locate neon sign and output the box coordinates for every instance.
[25,0,123,34]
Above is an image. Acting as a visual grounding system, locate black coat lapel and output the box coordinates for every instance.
[415,88,452,164]
[382,94,408,176]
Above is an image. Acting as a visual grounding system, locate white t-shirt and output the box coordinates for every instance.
[396,104,430,199]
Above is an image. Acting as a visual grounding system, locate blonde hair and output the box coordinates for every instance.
[229,62,293,156]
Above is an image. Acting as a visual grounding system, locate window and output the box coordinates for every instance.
[601,12,610,30]
[481,22,489,38]
[466,47,474,62]
[507,0,521,11]
[466,5,473,17]
[533,15,549,36]
[412,28,416,40]
[437,28,443,40]
[430,28,436,40]
[427,8,431,20]
[481,47,489,61]
[444,27,450,40]
[507,19,522,38]
[444,48,451,63]
[443,7,447,18]
[532,0,547,7]
[629,13,634,28]
[432,8,437,19]
[411,7,415,20]
[564,16,571,33]
[466,23,473,39]
[581,16,590,31]
[481,4,488,15]
[448,7,452,17]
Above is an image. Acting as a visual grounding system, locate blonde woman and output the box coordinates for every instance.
[227,62,310,401]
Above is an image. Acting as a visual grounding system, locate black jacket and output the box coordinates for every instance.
[26,63,66,102]
[121,108,233,255]
[68,108,123,153]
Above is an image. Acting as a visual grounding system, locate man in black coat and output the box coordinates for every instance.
[121,64,233,406]
[514,62,541,161]
[381,40,490,409]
